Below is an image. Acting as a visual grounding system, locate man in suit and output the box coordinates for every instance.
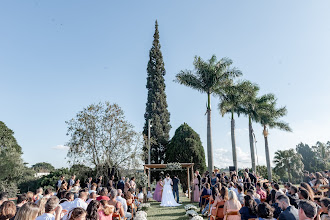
[276,194,299,220]
[195,170,201,191]
[117,176,125,191]
[172,175,180,203]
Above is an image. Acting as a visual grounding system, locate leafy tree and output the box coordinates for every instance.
[176,55,242,172]
[0,121,35,196]
[143,20,171,164]
[312,141,330,169]
[296,143,320,172]
[273,149,304,183]
[218,80,256,173]
[256,94,291,181]
[32,162,55,173]
[166,123,206,191]
[66,102,141,175]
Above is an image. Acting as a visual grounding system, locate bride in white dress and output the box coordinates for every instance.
[160,174,181,207]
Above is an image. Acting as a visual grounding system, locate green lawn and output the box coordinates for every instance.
[147,196,201,220]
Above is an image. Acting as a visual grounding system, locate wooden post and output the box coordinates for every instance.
[187,167,190,199]
[191,165,194,202]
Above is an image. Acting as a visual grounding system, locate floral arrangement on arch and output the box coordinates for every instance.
[165,162,182,170]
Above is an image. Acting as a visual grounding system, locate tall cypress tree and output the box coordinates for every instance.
[143,20,171,164]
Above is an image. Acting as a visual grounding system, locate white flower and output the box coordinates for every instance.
[185,210,198,217]
[184,204,198,211]
[191,216,203,220]
[136,211,148,219]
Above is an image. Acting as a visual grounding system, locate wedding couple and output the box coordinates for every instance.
[155,174,181,207]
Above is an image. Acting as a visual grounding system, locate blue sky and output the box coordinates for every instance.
[1,1,329,169]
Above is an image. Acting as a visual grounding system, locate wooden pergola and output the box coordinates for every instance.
[144,163,195,202]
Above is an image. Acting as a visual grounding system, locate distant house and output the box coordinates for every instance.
[34,172,50,178]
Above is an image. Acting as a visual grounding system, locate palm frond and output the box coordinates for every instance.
[175,70,205,93]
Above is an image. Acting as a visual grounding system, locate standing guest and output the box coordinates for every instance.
[256,183,267,201]
[26,192,35,203]
[124,178,131,194]
[16,194,28,213]
[172,175,180,203]
[96,176,103,186]
[86,177,93,190]
[153,177,163,202]
[147,187,152,201]
[193,173,200,202]
[303,171,311,185]
[288,186,299,209]
[36,196,61,220]
[298,188,310,200]
[245,168,257,185]
[247,189,261,205]
[107,189,125,220]
[60,193,75,211]
[257,203,276,220]
[0,193,8,206]
[239,195,257,220]
[276,194,299,220]
[71,192,88,210]
[116,177,125,192]
[195,171,202,191]
[0,201,16,220]
[14,202,40,220]
[297,200,317,220]
[57,176,65,191]
[107,176,116,189]
[223,190,241,220]
[210,172,218,194]
[69,175,76,187]
[236,185,245,205]
[129,177,136,192]
[71,184,81,199]
[137,187,144,203]
[89,185,97,195]
[243,172,251,192]
[86,200,99,220]
[300,182,314,201]
[68,207,86,220]
[318,198,330,219]
[285,182,292,196]
[96,188,110,201]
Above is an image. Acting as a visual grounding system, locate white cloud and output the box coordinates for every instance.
[52,145,70,151]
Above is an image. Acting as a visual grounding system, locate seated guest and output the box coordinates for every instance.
[298,188,310,200]
[36,196,62,220]
[297,200,317,220]
[98,200,114,220]
[319,198,330,219]
[257,203,276,220]
[68,207,86,220]
[89,185,97,195]
[247,189,261,205]
[60,192,75,211]
[210,187,227,219]
[108,189,125,219]
[199,183,212,209]
[223,190,241,219]
[14,202,40,220]
[86,192,97,205]
[115,190,131,220]
[256,183,267,201]
[71,192,88,210]
[16,194,28,213]
[288,186,299,209]
[34,188,44,202]
[0,201,16,220]
[96,188,110,201]
[276,194,299,220]
[239,195,257,220]
[86,200,100,220]
[37,197,48,216]
[236,185,245,205]
[26,192,35,203]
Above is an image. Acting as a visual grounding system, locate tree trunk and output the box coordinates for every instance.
[263,125,272,181]
[207,92,214,173]
[249,116,256,173]
[231,111,238,174]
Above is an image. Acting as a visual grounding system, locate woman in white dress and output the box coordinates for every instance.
[160,174,181,207]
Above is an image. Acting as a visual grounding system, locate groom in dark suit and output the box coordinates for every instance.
[172,175,180,203]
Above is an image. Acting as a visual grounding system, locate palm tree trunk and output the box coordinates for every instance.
[207,92,213,173]
[231,111,238,174]
[249,116,256,173]
[263,125,272,181]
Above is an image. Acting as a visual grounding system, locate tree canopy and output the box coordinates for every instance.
[32,162,55,173]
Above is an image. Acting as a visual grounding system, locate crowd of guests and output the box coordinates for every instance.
[0,174,146,220]
[192,168,330,220]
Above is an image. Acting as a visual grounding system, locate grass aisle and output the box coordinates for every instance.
[147,197,200,220]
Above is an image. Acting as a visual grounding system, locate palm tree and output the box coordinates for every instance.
[176,55,242,172]
[217,80,256,173]
[273,149,304,182]
[257,95,292,181]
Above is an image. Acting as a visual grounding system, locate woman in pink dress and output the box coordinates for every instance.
[153,177,163,202]
[193,174,200,202]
